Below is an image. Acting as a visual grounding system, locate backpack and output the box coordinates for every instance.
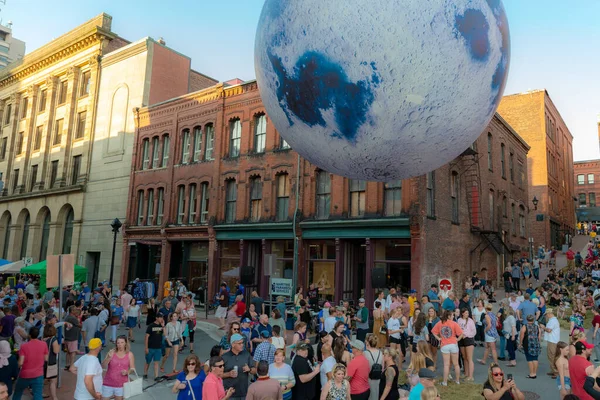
[366,350,383,380]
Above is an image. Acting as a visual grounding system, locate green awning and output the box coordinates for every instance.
[214,222,294,240]
[300,218,410,239]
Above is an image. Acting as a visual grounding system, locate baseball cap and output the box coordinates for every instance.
[576,341,594,351]
[88,338,102,350]
[324,302,331,308]
[155,312,164,319]
[260,330,271,338]
[230,333,244,344]
[418,368,436,379]
[358,298,365,303]
[241,318,251,323]
[350,339,365,351]
[410,289,417,293]
[296,343,310,351]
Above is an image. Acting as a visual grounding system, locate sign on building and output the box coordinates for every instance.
[270,278,293,298]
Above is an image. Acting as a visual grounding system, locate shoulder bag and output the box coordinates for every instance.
[123,368,143,398]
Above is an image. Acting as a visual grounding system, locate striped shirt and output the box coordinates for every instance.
[268,363,295,400]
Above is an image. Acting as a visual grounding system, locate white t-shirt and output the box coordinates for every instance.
[272,336,285,349]
[387,317,401,339]
[324,316,337,333]
[320,355,336,387]
[74,355,103,400]
[544,316,560,344]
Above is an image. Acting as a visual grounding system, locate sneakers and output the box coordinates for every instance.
[143,375,148,379]
[440,382,447,386]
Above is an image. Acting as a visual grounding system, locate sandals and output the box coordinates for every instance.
[160,368,165,373]
[526,375,537,379]
[477,359,486,365]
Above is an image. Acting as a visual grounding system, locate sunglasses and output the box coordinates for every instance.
[232,328,240,331]
[214,364,224,368]
[493,372,504,377]
[187,363,196,366]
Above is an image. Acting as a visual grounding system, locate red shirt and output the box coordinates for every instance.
[347,353,370,395]
[202,372,225,400]
[593,315,600,329]
[19,339,48,379]
[569,355,594,400]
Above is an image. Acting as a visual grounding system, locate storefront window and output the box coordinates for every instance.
[188,242,209,293]
[374,239,411,291]
[220,241,241,289]
[271,240,294,279]
[307,241,335,300]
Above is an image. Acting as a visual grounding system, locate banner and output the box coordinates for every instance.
[271,278,293,297]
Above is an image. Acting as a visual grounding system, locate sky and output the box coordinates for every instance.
[3,0,599,161]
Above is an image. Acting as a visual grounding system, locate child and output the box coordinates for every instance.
[240,318,253,353]
[554,341,570,399]
[110,297,123,343]
[271,325,285,350]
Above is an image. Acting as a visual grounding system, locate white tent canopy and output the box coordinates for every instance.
[0,260,24,273]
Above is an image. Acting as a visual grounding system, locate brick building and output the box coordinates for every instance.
[497,90,576,249]
[574,159,600,222]
[123,80,530,304]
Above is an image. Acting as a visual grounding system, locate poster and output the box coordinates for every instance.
[47,254,75,288]
[271,278,293,297]
[312,261,334,295]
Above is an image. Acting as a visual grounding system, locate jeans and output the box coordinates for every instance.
[12,375,44,400]
[504,280,512,293]
[111,325,117,342]
[507,338,517,361]
[532,269,539,280]
[512,278,520,291]
[499,336,506,358]
[356,328,368,343]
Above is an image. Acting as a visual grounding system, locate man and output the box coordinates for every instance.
[42,288,54,305]
[216,282,229,329]
[516,293,538,324]
[64,307,82,370]
[458,293,471,317]
[246,360,281,400]
[82,308,105,356]
[0,306,15,340]
[508,292,521,312]
[159,300,175,319]
[544,308,560,378]
[407,290,418,317]
[373,291,385,311]
[320,343,336,388]
[347,340,370,400]
[421,295,434,316]
[427,284,440,313]
[389,294,401,313]
[291,343,319,400]
[25,280,36,300]
[120,289,132,315]
[144,312,164,380]
[399,295,410,317]
[442,291,456,312]
[0,382,8,400]
[511,263,521,291]
[502,267,513,294]
[471,272,481,299]
[569,341,595,400]
[307,283,323,311]
[566,247,575,270]
[250,291,265,315]
[353,298,370,342]
[251,314,273,347]
[408,368,437,400]
[324,305,337,333]
[385,287,397,313]
[525,283,535,296]
[223,333,256,400]
[532,257,541,281]
[12,327,48,400]
[71,338,103,400]
[253,331,276,366]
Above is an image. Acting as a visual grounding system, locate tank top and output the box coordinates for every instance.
[291,331,305,359]
[103,352,131,388]
[379,364,400,400]
[486,312,499,338]
[327,379,349,400]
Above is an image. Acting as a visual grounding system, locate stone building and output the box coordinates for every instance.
[498,90,576,249]
[574,159,600,222]
[124,80,530,304]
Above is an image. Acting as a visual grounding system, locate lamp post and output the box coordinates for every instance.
[109,218,122,288]
[532,196,539,211]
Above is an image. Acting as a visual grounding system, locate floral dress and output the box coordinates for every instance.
[570,313,584,334]
[326,380,349,400]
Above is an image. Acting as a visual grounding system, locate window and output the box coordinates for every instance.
[579,193,586,206]
[50,160,58,188]
[500,144,506,178]
[451,172,459,223]
[3,103,10,125]
[156,188,164,225]
[188,184,197,223]
[0,137,6,159]
[519,206,526,237]
[39,212,50,261]
[176,186,186,224]
[426,172,436,217]
[38,89,47,112]
[71,155,81,185]
[53,119,64,146]
[58,80,68,105]
[62,209,74,254]
[509,152,514,183]
[254,114,266,153]
[200,182,209,225]
[34,126,42,151]
[316,171,331,219]
[141,139,150,170]
[204,124,214,160]
[75,111,86,139]
[161,135,170,167]
[511,203,516,236]
[193,126,202,162]
[276,174,289,221]
[229,119,241,158]
[20,214,29,259]
[589,174,595,184]
[15,132,23,155]
[487,133,493,171]
[488,190,497,229]
[1,215,9,259]
[147,189,154,225]
[181,129,190,164]
[225,180,237,223]
[20,97,27,119]
[502,196,508,217]
[578,174,585,185]
[11,169,18,193]
[349,179,366,217]
[30,165,37,192]
[383,180,402,217]
[80,71,91,96]
[280,137,290,150]
[250,177,263,221]
[137,191,145,225]
[591,193,597,207]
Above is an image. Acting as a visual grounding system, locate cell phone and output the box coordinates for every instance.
[507,373,513,381]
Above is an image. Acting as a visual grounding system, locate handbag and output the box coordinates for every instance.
[123,369,143,399]
[110,315,120,325]
[379,325,387,334]
[46,363,58,378]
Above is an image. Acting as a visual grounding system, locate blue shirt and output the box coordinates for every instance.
[408,382,424,400]
[442,297,456,312]
[176,369,205,400]
[517,300,537,323]
[427,290,440,312]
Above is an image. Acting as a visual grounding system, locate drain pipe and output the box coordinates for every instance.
[292,153,301,304]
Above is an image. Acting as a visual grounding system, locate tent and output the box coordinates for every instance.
[0,259,10,267]
[0,260,24,273]
[20,260,87,292]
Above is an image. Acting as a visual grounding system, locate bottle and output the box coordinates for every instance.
[233,366,238,376]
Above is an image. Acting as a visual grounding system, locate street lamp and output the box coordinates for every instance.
[109,218,122,288]
[532,196,539,211]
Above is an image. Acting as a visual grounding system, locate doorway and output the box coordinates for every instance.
[86,252,101,288]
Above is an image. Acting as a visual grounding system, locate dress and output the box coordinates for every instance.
[379,364,400,400]
[326,380,349,400]
[373,310,387,348]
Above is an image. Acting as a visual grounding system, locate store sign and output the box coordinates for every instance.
[439,278,452,291]
[271,278,293,297]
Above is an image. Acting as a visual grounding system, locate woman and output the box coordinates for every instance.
[182,297,197,354]
[242,303,259,327]
[126,298,140,342]
[218,322,240,352]
[42,325,60,400]
[554,341,570,399]
[320,363,350,400]
[457,307,476,381]
[233,295,246,318]
[519,314,541,379]
[13,317,28,350]
[146,297,158,326]
[411,312,429,348]
[329,321,347,345]
[269,309,285,337]
[478,303,499,366]
[416,340,435,371]
[472,299,486,347]
[110,297,124,343]
[162,312,183,373]
[373,301,387,348]
[536,288,546,316]
[173,355,206,400]
[291,321,310,359]
[364,334,382,400]
[0,340,18,397]
[387,308,402,362]
[482,363,525,400]
[268,349,295,400]
[570,305,585,336]
[224,298,239,333]
[296,300,312,327]
[425,308,440,369]
[378,348,399,400]
[522,261,532,287]
[202,356,235,400]
[420,387,441,400]
[102,335,135,400]
[503,308,518,367]
[431,309,463,386]
[294,287,303,309]
[333,336,352,365]
[396,308,408,365]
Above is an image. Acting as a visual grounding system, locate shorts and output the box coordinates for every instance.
[126,317,138,328]
[389,336,401,344]
[64,340,79,353]
[556,376,571,391]
[485,334,497,343]
[441,344,459,354]
[102,385,124,397]
[145,348,162,364]
[166,339,180,348]
[458,337,475,347]
[216,306,228,319]
[525,352,539,362]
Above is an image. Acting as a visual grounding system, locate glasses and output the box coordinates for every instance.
[232,328,240,331]
[187,363,196,366]
[493,372,504,377]
[214,364,224,368]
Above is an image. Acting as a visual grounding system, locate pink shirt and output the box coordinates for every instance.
[202,372,226,400]
[19,339,48,378]
[457,317,476,339]
[121,293,132,312]
[103,352,131,388]
[347,353,370,395]
[431,320,463,347]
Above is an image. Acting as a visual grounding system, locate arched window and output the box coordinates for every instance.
[489,190,495,230]
[249,177,263,221]
[316,171,331,219]
[204,125,214,160]
[62,209,74,255]
[225,180,237,223]
[254,114,266,153]
[141,139,150,170]
[161,134,170,167]
[20,213,30,259]
[229,119,241,158]
[276,174,289,222]
[1,214,10,259]
[181,129,191,164]
[193,126,202,162]
[39,212,51,261]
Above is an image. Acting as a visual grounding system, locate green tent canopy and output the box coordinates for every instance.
[21,260,88,292]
